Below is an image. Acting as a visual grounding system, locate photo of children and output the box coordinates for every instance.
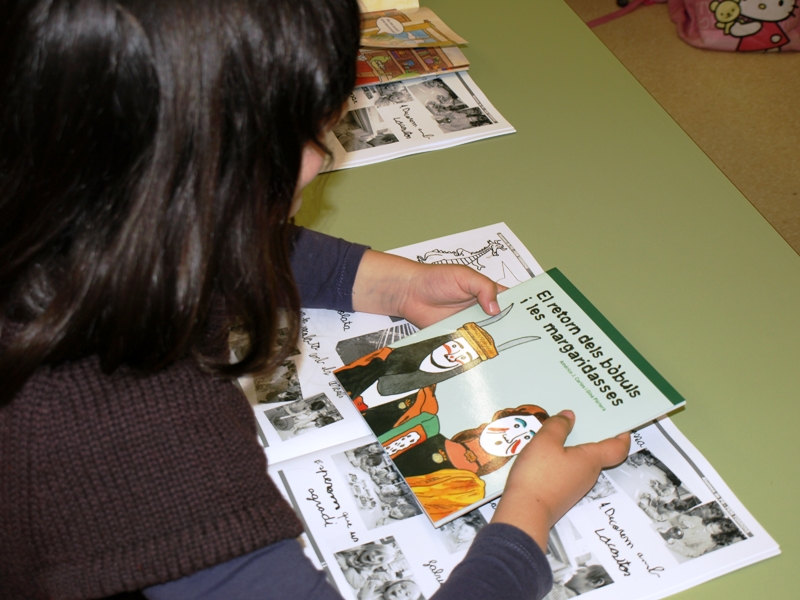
[261,393,343,440]
[574,472,617,508]
[370,82,414,107]
[608,449,701,523]
[334,537,424,600]
[333,107,400,152]
[436,510,488,554]
[252,357,302,404]
[545,563,615,599]
[655,502,745,562]
[543,519,616,599]
[407,78,492,133]
[332,442,423,530]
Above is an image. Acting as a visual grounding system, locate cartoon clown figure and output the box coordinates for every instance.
[334,304,538,430]
[726,0,797,51]
[379,404,549,522]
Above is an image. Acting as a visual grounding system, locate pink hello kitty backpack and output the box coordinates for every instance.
[589,0,800,52]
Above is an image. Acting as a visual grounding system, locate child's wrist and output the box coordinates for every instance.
[491,487,554,553]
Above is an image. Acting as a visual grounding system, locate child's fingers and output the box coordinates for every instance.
[531,409,576,448]
[534,411,629,468]
[457,268,501,315]
[588,434,632,469]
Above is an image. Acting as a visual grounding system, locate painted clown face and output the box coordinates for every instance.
[479,415,543,457]
[418,337,478,373]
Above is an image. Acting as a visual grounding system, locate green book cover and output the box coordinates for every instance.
[334,268,684,526]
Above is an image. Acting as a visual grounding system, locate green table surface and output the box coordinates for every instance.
[296,0,800,597]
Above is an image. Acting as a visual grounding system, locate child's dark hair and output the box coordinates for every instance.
[0,0,360,404]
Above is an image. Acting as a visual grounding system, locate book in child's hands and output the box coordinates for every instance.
[334,268,685,526]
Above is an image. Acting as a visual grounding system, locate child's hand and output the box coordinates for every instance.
[352,250,502,327]
[491,410,630,552]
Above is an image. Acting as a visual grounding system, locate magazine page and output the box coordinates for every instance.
[324,72,515,171]
[541,418,779,600]
[233,224,541,464]
[268,434,500,600]
[267,417,777,600]
[359,8,468,48]
[355,46,469,87]
[387,222,543,283]
[334,269,685,526]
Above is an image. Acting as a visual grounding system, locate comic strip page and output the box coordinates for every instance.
[324,73,515,171]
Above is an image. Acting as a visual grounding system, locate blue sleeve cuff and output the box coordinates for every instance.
[437,522,554,600]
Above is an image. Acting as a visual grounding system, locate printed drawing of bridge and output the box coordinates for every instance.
[416,239,506,271]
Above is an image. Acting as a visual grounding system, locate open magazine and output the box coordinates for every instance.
[322,4,514,170]
[325,72,514,171]
[231,224,778,599]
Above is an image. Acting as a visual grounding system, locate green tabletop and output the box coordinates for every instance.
[297,0,800,597]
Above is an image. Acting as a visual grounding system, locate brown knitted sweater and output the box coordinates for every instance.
[0,229,368,599]
[0,338,303,599]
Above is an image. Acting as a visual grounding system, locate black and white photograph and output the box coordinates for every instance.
[261,393,343,440]
[252,357,302,404]
[574,472,617,508]
[407,78,492,133]
[369,82,414,107]
[332,442,423,530]
[654,501,745,562]
[607,449,700,523]
[543,522,616,599]
[334,537,424,600]
[436,510,488,554]
[545,561,615,599]
[332,107,399,153]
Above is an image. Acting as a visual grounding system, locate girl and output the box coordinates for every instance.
[0,0,629,598]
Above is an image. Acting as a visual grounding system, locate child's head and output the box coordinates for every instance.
[0,0,360,403]
[386,503,417,520]
[354,543,396,567]
[381,579,420,600]
[379,484,402,496]
[565,564,612,594]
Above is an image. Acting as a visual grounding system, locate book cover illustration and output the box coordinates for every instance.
[359,8,468,49]
[355,46,469,87]
[335,269,685,526]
